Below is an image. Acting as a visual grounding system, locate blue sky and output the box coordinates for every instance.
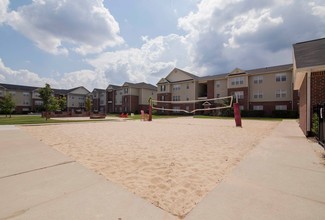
[0,0,324,91]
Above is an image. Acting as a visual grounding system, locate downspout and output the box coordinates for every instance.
[307,71,311,133]
[129,87,131,113]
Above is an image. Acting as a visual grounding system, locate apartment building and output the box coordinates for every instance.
[0,83,39,113]
[293,38,325,137]
[156,65,298,116]
[0,83,90,113]
[107,82,157,113]
[90,88,106,113]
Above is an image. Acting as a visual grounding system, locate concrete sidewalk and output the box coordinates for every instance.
[0,125,176,220]
[186,120,325,219]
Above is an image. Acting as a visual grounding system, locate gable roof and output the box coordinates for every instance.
[229,68,246,76]
[92,88,106,93]
[122,82,157,90]
[164,68,199,82]
[106,84,121,90]
[293,38,325,69]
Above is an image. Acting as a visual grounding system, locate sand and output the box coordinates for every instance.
[21,117,279,218]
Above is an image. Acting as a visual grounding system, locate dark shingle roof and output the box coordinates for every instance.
[123,82,157,90]
[293,38,325,69]
[246,64,293,75]
[107,84,122,90]
[0,83,39,91]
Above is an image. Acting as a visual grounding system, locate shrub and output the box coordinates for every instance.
[241,110,265,117]
[272,110,298,118]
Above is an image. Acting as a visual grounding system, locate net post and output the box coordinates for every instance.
[233,99,242,127]
[148,97,152,121]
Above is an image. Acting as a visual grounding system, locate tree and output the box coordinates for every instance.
[38,83,54,120]
[0,93,16,118]
[57,96,67,111]
[85,96,92,113]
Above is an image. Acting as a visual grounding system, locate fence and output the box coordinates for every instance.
[313,104,325,146]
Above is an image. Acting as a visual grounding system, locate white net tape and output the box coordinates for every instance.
[151,95,233,114]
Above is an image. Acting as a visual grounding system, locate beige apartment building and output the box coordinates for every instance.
[0,83,90,113]
[156,65,298,116]
[107,82,157,114]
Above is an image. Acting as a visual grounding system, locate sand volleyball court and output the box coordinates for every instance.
[21,117,279,218]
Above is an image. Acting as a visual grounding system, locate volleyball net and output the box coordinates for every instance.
[150,95,234,114]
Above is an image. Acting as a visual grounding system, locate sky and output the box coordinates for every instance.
[0,0,324,91]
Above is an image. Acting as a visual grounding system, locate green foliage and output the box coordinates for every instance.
[57,96,67,111]
[0,93,16,117]
[38,83,60,120]
[241,110,265,117]
[85,96,92,112]
[311,113,319,135]
[272,110,298,118]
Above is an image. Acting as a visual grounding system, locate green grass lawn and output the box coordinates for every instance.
[0,115,115,125]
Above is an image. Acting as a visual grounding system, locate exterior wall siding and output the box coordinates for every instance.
[299,75,308,135]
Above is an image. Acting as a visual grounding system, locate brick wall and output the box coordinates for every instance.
[311,71,325,106]
[228,87,249,110]
[207,80,214,99]
[249,101,293,116]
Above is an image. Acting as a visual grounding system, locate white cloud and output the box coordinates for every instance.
[87,34,191,85]
[309,2,325,17]
[222,8,283,48]
[0,58,57,87]
[0,0,9,23]
[177,0,325,74]
[0,58,106,90]
[5,0,124,55]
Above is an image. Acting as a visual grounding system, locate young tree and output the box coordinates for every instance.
[0,93,16,118]
[57,96,67,111]
[85,96,92,113]
[38,83,53,120]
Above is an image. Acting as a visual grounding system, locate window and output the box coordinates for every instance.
[239,105,244,110]
[161,96,165,101]
[275,73,287,82]
[276,89,287,98]
[9,91,16,96]
[124,88,128,94]
[216,94,220,98]
[0,90,3,96]
[253,91,263,99]
[253,76,263,84]
[35,100,43,106]
[23,92,30,96]
[253,105,263,110]
[172,96,180,101]
[275,105,287,110]
[71,96,74,100]
[173,106,180,113]
[100,100,104,105]
[216,81,220,88]
[23,100,29,105]
[186,106,190,112]
[231,77,244,86]
[172,84,180,91]
[234,91,244,99]
[160,85,166,92]
[186,84,189,89]
[186,97,189,101]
